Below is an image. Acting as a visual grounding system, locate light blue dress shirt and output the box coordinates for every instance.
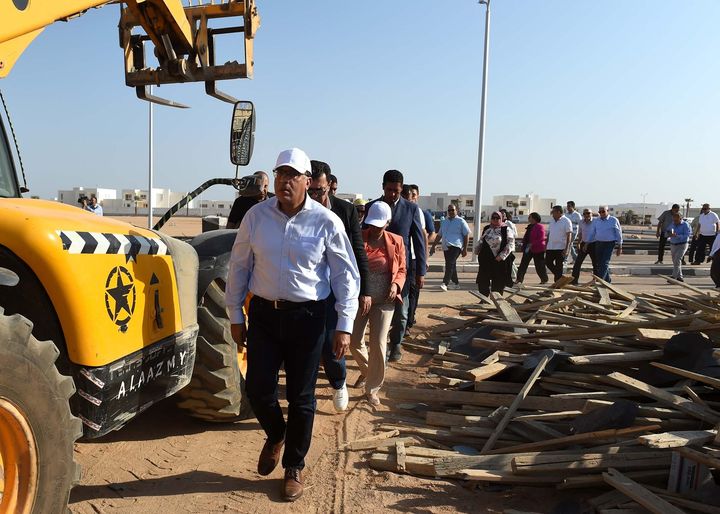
[587,216,623,245]
[438,217,470,251]
[665,221,691,244]
[226,196,360,332]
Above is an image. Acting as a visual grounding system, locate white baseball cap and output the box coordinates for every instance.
[273,148,311,176]
[364,201,392,228]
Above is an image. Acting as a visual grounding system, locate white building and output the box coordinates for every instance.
[57,186,216,216]
[491,194,557,221]
[57,187,117,206]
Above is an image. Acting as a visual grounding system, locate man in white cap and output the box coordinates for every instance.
[226,147,360,501]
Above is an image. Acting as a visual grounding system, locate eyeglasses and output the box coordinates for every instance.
[308,187,327,196]
[447,209,456,212]
[273,169,306,181]
[583,212,591,216]
[598,210,606,213]
[329,187,338,194]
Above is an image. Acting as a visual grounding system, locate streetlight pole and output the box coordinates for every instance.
[641,192,647,228]
[473,0,491,255]
[148,85,154,229]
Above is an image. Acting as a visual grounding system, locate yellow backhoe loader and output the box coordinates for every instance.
[0,2,259,512]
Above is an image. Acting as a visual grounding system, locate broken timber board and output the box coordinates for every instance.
[637,430,717,449]
[597,285,614,306]
[483,425,661,456]
[603,372,720,424]
[675,446,720,469]
[650,362,720,390]
[602,468,685,514]
[568,350,664,365]
[664,275,715,296]
[490,293,530,334]
[481,354,550,453]
[594,276,636,301]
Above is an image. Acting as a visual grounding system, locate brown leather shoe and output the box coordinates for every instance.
[257,438,284,476]
[282,467,303,501]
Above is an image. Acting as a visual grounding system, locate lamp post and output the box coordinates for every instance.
[684,198,693,218]
[641,193,647,227]
[148,85,154,229]
[472,0,491,256]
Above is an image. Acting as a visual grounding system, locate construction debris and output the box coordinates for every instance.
[342,278,720,513]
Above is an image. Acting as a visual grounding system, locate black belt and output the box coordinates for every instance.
[253,295,321,311]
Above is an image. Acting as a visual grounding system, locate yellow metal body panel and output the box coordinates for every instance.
[0,198,184,367]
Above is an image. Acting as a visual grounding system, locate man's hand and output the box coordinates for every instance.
[461,248,468,258]
[495,255,504,262]
[616,246,623,257]
[231,323,247,347]
[359,295,372,317]
[415,275,425,289]
[562,249,569,258]
[333,331,350,360]
[387,283,399,302]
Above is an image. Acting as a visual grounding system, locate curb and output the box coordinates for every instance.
[428,264,711,277]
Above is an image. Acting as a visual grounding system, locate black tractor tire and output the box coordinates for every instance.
[0,308,83,514]
[176,280,252,421]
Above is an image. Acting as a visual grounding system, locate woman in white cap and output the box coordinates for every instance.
[349,201,406,405]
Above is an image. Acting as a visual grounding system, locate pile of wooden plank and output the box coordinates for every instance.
[343,277,720,513]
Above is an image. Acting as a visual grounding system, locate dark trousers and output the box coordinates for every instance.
[476,247,507,296]
[407,258,419,328]
[545,249,565,282]
[517,251,548,283]
[657,234,668,262]
[442,246,462,285]
[594,241,616,282]
[572,243,596,282]
[694,235,715,264]
[688,238,698,262]
[245,297,326,470]
[711,256,720,287]
[321,292,346,390]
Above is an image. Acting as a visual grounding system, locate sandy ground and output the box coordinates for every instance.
[68,218,714,513]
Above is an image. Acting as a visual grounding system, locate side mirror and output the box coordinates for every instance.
[230,101,255,166]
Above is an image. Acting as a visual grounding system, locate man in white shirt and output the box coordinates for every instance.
[226,148,360,501]
[83,195,103,216]
[565,201,582,263]
[693,203,720,265]
[545,205,573,282]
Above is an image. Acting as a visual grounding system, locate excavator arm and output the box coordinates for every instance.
[0,0,260,106]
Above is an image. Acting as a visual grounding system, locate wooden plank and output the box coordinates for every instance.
[568,350,663,365]
[481,354,550,453]
[637,430,717,449]
[602,468,684,514]
[597,285,613,305]
[603,372,720,424]
[491,292,529,334]
[616,300,638,319]
[559,470,669,489]
[636,328,678,341]
[512,454,671,474]
[460,469,559,484]
[468,362,515,381]
[595,276,636,301]
[369,453,437,477]
[650,362,720,390]
[385,387,588,412]
[664,275,714,296]
[341,430,401,450]
[483,425,661,455]
[395,441,407,472]
[675,446,720,469]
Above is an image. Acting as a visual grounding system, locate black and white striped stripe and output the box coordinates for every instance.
[57,231,169,256]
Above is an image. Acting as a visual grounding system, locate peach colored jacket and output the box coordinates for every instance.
[362,229,406,303]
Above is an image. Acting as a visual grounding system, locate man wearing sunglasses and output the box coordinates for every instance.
[693,203,720,265]
[587,205,623,282]
[226,148,360,501]
[308,160,370,413]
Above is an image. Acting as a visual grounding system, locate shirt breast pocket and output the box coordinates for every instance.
[289,236,325,270]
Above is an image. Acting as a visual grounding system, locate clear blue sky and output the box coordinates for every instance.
[1,1,719,207]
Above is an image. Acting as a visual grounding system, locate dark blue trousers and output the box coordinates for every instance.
[245,297,326,470]
[593,241,616,282]
[321,292,346,390]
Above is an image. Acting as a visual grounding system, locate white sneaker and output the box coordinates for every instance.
[333,383,349,412]
[451,283,461,290]
[440,283,448,292]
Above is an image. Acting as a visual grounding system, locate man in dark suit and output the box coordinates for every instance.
[309,161,370,410]
[365,170,426,362]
